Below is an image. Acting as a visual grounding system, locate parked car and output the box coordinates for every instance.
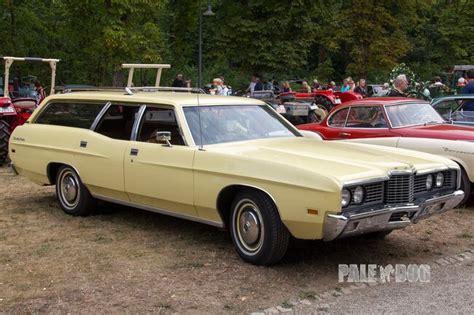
[431,94,474,126]
[10,91,463,265]
[298,97,474,204]
[250,90,326,124]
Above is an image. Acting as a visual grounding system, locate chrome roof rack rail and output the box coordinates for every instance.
[56,86,207,95]
[129,86,206,94]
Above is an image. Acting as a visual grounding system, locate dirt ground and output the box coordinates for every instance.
[0,167,473,314]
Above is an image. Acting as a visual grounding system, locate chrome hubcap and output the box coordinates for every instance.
[62,176,78,203]
[234,200,264,254]
[239,211,259,245]
[58,169,80,209]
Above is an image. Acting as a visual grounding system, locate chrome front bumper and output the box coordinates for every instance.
[323,190,464,241]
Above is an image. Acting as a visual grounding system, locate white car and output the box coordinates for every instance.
[343,137,473,205]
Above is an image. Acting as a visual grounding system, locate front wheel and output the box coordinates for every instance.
[230,190,289,265]
[55,165,96,216]
[459,168,472,206]
[0,120,11,165]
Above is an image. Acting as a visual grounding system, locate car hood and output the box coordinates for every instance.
[392,124,474,141]
[205,137,455,185]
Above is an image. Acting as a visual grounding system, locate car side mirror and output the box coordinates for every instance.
[156,131,172,147]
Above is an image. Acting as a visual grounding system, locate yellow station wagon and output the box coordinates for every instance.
[9,88,464,265]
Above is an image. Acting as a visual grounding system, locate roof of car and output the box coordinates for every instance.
[431,94,474,102]
[44,90,265,107]
[340,97,428,107]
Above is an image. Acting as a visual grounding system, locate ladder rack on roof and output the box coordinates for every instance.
[122,63,171,88]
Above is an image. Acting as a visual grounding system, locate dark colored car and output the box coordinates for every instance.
[431,94,474,126]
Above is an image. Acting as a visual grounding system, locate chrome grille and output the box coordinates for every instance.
[444,170,455,188]
[350,182,383,205]
[414,174,428,194]
[384,174,414,204]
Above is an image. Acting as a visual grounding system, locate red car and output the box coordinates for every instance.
[298,98,474,141]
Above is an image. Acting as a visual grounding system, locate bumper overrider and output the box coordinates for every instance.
[323,190,464,241]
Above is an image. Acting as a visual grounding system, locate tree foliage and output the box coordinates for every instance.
[0,0,472,88]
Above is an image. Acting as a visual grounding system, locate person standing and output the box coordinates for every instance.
[282,81,292,93]
[340,78,350,92]
[172,74,186,87]
[461,69,474,110]
[34,80,46,104]
[248,74,263,94]
[354,78,368,97]
[387,75,408,97]
[302,81,311,93]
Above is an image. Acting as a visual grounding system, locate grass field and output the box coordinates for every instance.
[1,167,473,313]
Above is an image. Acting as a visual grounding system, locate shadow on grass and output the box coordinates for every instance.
[25,193,458,269]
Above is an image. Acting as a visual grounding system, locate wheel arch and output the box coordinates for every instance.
[46,162,81,185]
[216,184,281,230]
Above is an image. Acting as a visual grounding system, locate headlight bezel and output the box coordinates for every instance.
[353,186,365,204]
[341,188,351,208]
[426,174,433,190]
[435,172,444,187]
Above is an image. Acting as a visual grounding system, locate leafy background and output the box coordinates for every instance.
[1,0,472,89]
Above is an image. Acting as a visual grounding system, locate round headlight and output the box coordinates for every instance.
[436,172,444,187]
[426,174,433,190]
[353,186,364,204]
[341,188,351,207]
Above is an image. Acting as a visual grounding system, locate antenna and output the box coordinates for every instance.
[197,90,205,151]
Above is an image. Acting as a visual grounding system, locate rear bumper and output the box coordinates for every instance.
[323,190,464,241]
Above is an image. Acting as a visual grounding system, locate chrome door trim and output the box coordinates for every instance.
[131,105,147,141]
[90,101,112,131]
[91,192,224,228]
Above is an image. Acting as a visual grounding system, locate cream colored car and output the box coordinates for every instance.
[342,137,474,205]
[9,90,464,265]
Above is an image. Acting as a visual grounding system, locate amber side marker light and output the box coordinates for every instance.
[307,209,319,215]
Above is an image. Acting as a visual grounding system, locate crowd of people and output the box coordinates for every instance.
[169,69,474,101]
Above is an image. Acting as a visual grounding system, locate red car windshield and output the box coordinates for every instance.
[384,103,444,128]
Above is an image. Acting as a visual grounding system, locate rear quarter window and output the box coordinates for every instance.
[35,102,105,129]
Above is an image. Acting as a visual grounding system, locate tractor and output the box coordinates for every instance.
[278,80,363,113]
[0,56,59,164]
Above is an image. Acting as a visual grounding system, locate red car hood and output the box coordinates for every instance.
[392,124,474,141]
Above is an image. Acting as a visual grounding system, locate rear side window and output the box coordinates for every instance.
[35,102,105,129]
[94,104,140,140]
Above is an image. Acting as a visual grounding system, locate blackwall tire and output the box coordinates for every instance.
[230,190,289,265]
[459,168,472,206]
[55,165,96,216]
[0,120,11,166]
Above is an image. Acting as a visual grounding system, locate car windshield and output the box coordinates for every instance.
[184,105,299,145]
[384,103,444,128]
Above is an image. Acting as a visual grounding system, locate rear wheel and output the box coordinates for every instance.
[55,165,96,216]
[230,190,289,265]
[0,120,11,165]
[314,96,334,113]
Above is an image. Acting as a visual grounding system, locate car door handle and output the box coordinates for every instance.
[80,140,87,148]
[130,148,139,156]
[339,132,351,137]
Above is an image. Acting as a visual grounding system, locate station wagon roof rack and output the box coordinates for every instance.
[56,86,206,94]
[57,63,207,95]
